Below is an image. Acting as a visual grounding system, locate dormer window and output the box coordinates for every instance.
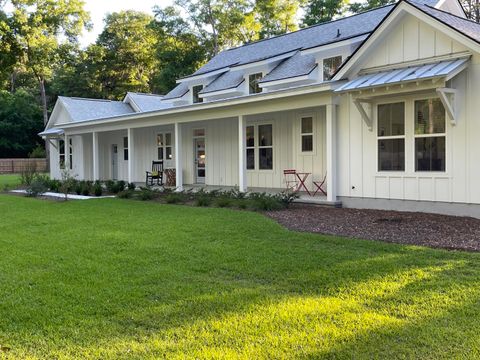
[192,85,203,103]
[323,56,342,81]
[249,73,263,94]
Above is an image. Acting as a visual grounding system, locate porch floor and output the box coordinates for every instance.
[141,183,342,207]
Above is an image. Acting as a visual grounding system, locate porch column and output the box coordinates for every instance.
[92,132,99,180]
[326,104,337,202]
[175,122,183,191]
[238,115,247,192]
[127,128,134,184]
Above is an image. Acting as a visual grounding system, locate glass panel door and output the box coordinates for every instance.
[111,144,118,180]
[194,137,206,184]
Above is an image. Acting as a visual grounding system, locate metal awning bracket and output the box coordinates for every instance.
[353,98,373,131]
[436,87,458,125]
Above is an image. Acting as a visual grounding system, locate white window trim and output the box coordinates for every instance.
[374,94,449,175]
[248,72,264,95]
[157,132,174,162]
[376,101,406,173]
[413,98,447,174]
[322,56,342,82]
[191,84,204,104]
[246,121,274,172]
[298,112,316,155]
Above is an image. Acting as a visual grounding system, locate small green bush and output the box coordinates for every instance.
[118,190,134,199]
[105,180,115,193]
[195,195,212,207]
[93,182,103,197]
[74,181,83,195]
[215,197,232,208]
[26,179,48,197]
[28,144,46,158]
[48,179,61,192]
[165,193,186,204]
[81,181,91,196]
[138,188,155,201]
[128,182,136,191]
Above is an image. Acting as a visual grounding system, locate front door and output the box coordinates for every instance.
[194,137,206,184]
[111,144,118,180]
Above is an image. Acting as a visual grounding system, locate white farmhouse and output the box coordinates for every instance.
[41,0,480,217]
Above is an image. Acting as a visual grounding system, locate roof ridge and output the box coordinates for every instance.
[128,92,165,97]
[419,1,480,25]
[224,3,395,53]
[63,96,123,103]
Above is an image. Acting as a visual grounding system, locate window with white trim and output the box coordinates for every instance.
[301,116,313,152]
[248,73,263,94]
[68,138,73,170]
[245,124,273,170]
[157,132,173,161]
[59,139,65,169]
[192,85,203,103]
[414,98,446,172]
[377,102,405,171]
[246,125,255,170]
[123,136,128,161]
[323,56,342,81]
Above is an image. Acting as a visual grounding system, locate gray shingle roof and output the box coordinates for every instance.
[59,97,135,122]
[126,92,173,112]
[200,71,245,94]
[189,5,395,77]
[408,1,480,43]
[260,52,318,83]
[162,82,190,100]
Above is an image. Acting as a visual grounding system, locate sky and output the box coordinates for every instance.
[79,0,174,46]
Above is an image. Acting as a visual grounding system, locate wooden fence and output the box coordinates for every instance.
[0,158,47,174]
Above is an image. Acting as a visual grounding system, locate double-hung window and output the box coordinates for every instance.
[68,138,73,170]
[377,102,405,171]
[414,98,446,172]
[245,124,273,170]
[59,139,65,169]
[157,133,173,161]
[123,136,128,161]
[301,116,314,152]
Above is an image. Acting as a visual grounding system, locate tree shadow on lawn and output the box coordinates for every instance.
[2,198,480,358]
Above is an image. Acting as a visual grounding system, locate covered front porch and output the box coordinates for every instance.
[55,92,340,203]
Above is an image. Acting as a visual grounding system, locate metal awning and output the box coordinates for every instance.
[335,57,469,92]
[38,128,64,138]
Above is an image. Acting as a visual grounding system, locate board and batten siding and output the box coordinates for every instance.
[337,13,480,205]
[362,14,468,69]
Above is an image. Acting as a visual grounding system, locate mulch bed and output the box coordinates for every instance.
[265,204,480,252]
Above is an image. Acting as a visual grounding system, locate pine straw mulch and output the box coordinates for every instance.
[265,205,480,252]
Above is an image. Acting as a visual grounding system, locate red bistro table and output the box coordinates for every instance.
[295,172,311,196]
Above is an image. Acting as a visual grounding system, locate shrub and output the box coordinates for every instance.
[26,179,48,197]
[215,197,232,208]
[128,182,136,191]
[118,190,134,199]
[105,180,115,193]
[138,187,155,201]
[165,192,186,204]
[195,195,212,207]
[59,169,77,201]
[48,179,61,192]
[74,181,83,195]
[20,162,37,186]
[93,182,103,197]
[81,181,92,196]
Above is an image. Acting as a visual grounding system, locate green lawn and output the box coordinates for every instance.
[1,195,480,359]
[0,173,20,189]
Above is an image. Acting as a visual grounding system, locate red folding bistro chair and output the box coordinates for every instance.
[313,173,327,196]
[283,169,299,192]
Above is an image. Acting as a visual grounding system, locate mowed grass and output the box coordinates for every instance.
[0,174,20,189]
[1,195,480,359]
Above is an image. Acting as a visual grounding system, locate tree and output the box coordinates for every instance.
[348,0,395,13]
[255,0,300,38]
[301,0,346,27]
[95,11,158,99]
[0,89,43,158]
[7,0,91,126]
[151,6,208,94]
[461,0,479,22]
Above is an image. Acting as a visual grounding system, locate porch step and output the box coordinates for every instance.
[293,197,342,207]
